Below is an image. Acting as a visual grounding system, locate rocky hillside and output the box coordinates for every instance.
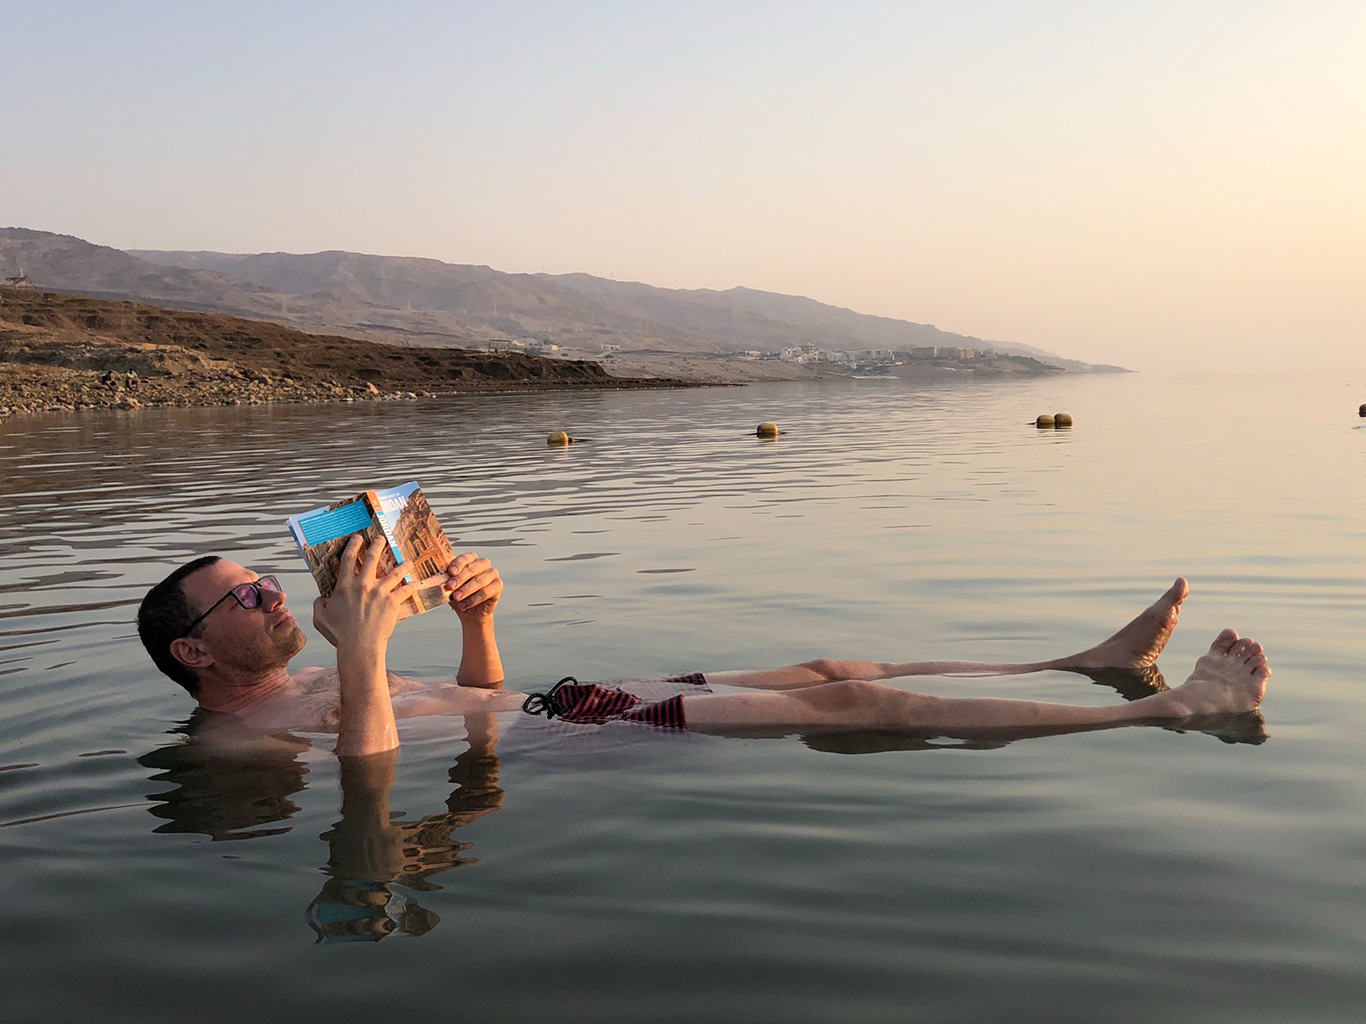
[0,227,1121,370]
[0,288,683,416]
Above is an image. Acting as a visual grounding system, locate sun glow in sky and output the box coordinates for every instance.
[4,1,1363,371]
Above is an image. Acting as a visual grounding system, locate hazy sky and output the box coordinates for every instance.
[4,1,1362,371]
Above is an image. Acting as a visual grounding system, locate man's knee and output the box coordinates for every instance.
[799,658,855,683]
[793,678,884,713]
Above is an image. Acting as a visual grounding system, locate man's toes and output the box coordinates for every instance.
[1209,628,1239,655]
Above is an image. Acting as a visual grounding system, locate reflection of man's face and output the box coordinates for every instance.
[181,560,306,673]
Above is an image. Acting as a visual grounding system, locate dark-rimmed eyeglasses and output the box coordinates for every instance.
[183,575,283,637]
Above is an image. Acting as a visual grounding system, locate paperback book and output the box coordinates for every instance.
[285,481,455,615]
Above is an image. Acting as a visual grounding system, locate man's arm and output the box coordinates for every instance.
[443,552,504,688]
[315,535,417,756]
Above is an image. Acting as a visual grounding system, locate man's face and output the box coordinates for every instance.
[180,560,307,675]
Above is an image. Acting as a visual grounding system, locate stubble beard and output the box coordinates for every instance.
[225,621,308,676]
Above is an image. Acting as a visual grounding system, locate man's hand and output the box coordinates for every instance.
[444,552,502,622]
[324,535,416,758]
[317,535,419,653]
[312,596,338,648]
[445,552,505,688]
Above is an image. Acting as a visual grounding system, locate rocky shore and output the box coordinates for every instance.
[0,361,441,416]
[0,289,693,418]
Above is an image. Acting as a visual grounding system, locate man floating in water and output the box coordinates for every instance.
[137,536,1269,756]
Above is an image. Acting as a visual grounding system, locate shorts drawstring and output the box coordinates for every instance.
[521,676,579,720]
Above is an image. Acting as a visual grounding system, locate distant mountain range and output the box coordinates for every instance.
[0,227,1123,371]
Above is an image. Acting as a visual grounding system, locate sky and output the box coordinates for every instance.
[3,1,1363,372]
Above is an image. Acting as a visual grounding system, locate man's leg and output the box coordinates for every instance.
[705,578,1189,691]
[684,628,1267,736]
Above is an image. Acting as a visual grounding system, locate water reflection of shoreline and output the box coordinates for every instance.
[139,712,504,943]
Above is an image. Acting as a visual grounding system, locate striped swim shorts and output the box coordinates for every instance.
[520,673,708,731]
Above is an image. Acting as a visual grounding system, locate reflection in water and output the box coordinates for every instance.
[800,710,1267,754]
[138,712,311,841]
[9,379,1339,1019]
[139,710,504,943]
[136,664,1263,944]
[309,714,504,943]
[801,666,1266,753]
[1078,664,1169,700]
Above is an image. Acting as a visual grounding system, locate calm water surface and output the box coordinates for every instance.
[2,373,1365,1023]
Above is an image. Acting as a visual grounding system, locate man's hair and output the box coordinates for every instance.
[137,556,221,696]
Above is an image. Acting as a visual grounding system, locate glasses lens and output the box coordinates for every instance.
[228,576,282,611]
[233,582,263,609]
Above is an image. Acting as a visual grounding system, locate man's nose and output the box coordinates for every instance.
[262,585,286,610]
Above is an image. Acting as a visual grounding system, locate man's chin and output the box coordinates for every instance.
[281,624,307,659]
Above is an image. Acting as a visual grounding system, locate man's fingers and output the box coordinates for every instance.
[454,574,503,610]
[380,556,415,590]
[312,595,339,646]
[450,567,499,602]
[445,553,488,586]
[455,589,499,611]
[393,579,421,618]
[337,534,366,581]
[361,535,388,577]
[447,551,478,575]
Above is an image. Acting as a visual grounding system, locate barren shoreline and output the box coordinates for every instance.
[0,288,1063,419]
[0,289,699,418]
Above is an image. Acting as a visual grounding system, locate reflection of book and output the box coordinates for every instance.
[286,481,456,615]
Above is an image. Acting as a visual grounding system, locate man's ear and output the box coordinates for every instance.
[170,637,214,671]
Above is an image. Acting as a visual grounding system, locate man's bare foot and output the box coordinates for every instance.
[1057,578,1188,670]
[1162,629,1270,717]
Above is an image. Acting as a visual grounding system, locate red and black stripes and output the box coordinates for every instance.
[620,694,686,730]
[521,676,693,731]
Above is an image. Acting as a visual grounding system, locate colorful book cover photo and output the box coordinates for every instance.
[285,481,456,615]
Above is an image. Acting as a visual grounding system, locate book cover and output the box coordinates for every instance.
[286,481,456,615]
